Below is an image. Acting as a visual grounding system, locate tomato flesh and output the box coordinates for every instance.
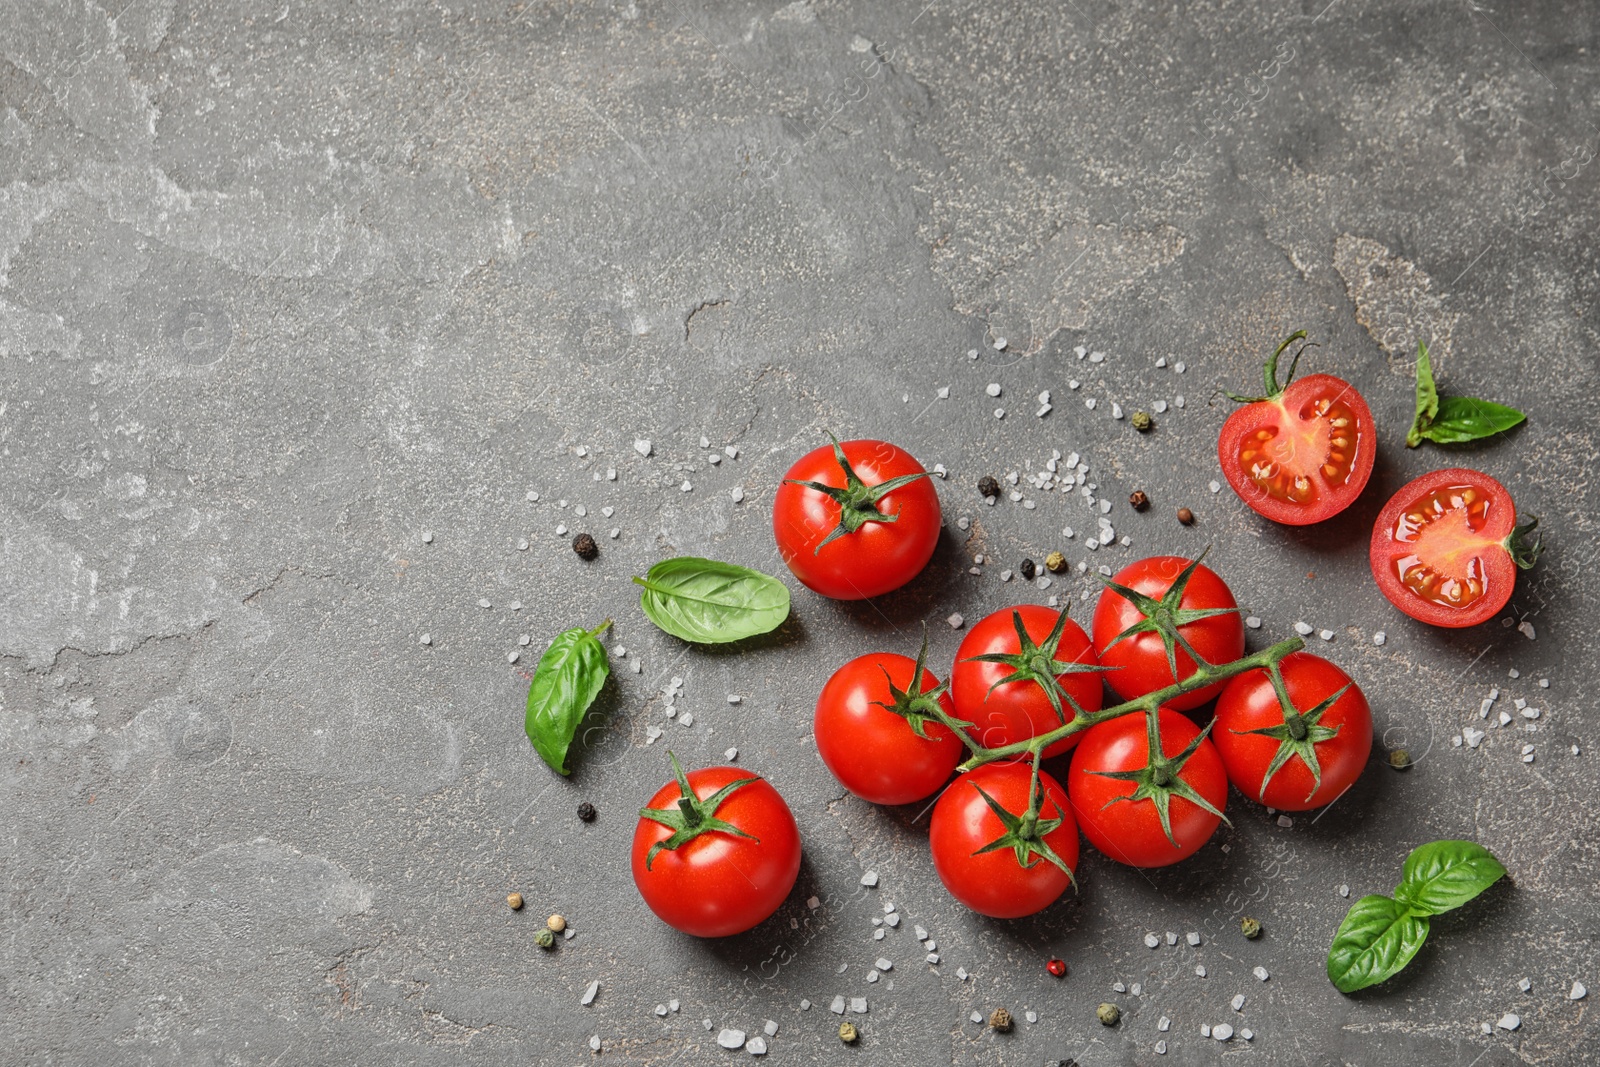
[1219,373,1376,525]
[1370,468,1519,628]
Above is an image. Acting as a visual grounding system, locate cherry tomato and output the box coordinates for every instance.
[950,605,1105,758]
[929,761,1079,919]
[1213,652,1373,811]
[631,758,801,937]
[773,437,940,600]
[1218,332,1377,525]
[1091,556,1244,710]
[1067,708,1228,868]
[814,644,965,805]
[1369,468,1542,628]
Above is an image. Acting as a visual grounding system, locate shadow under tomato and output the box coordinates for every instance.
[668,851,832,973]
[818,523,970,634]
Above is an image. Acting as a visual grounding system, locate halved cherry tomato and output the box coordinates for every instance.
[929,761,1079,918]
[1067,708,1228,868]
[1369,468,1541,628]
[1213,652,1373,811]
[949,605,1106,758]
[1218,332,1377,525]
[814,640,965,805]
[1091,556,1244,710]
[773,437,940,600]
[631,756,801,937]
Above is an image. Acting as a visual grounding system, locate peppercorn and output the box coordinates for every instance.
[1389,749,1412,770]
[1019,558,1036,580]
[572,532,599,560]
[1131,410,1153,432]
[507,892,524,910]
[1096,1002,1121,1026]
[577,801,597,822]
[1240,916,1263,940]
[1129,490,1150,512]
[534,928,555,949]
[988,1008,1013,1033]
[838,1022,859,1044]
[546,914,567,933]
[1045,551,1068,574]
[978,475,1000,499]
[1046,958,1068,978]
[1177,506,1195,525]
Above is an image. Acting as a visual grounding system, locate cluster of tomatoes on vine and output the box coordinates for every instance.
[630,335,1541,936]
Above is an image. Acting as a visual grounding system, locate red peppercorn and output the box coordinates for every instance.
[1047,958,1068,978]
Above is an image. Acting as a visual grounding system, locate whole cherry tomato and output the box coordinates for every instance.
[1213,652,1373,811]
[772,437,940,600]
[631,756,801,937]
[814,638,965,805]
[950,605,1106,758]
[1067,708,1228,868]
[1218,331,1377,525]
[1369,468,1541,628]
[929,761,1079,919]
[1091,555,1244,710]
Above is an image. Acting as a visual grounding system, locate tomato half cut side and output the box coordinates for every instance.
[1369,467,1541,628]
[1218,333,1377,526]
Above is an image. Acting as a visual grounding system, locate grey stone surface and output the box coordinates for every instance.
[2,1,1597,1064]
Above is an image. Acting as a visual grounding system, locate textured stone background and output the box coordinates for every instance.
[2,1,1597,1064]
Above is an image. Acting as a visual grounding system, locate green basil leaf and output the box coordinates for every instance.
[525,622,611,775]
[633,557,791,644]
[1420,396,1527,444]
[1406,340,1439,448]
[1326,894,1431,993]
[1395,840,1507,916]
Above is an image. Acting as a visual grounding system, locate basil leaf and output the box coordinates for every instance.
[1326,894,1431,993]
[1420,396,1527,444]
[633,557,791,644]
[1395,840,1506,916]
[1406,340,1439,448]
[525,622,611,775]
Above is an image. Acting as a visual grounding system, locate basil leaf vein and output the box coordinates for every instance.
[634,557,791,644]
[525,622,611,775]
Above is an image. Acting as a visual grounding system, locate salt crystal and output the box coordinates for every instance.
[582,980,600,1005]
[1232,994,1245,1011]
[1571,982,1587,1000]
[419,634,432,646]
[1131,984,1142,996]
[1373,631,1387,645]
[526,491,540,501]
[1113,981,1127,993]
[1167,932,1178,945]
[1112,403,1124,419]
[829,996,846,1014]
[1187,931,1202,946]
[1175,361,1187,373]
[764,1021,778,1036]
[724,747,738,761]
[1158,1016,1171,1032]
[731,487,745,503]
[994,337,1007,350]
[1209,480,1221,493]
[800,999,811,1010]
[1154,400,1168,413]
[1240,1028,1254,1041]
[860,871,878,887]
[1025,1010,1037,1023]
[1539,678,1549,688]
[1518,977,1532,992]
[1195,964,1207,977]
[655,1005,668,1016]
[1293,620,1314,635]
[1145,933,1161,949]
[1156,1040,1168,1055]
[1278,815,1294,827]
[606,468,617,480]
[1519,621,1536,639]
[970,1011,983,1023]
[1086,398,1097,410]
[994,408,1005,419]
[947,613,965,629]
[634,439,652,456]
[1319,629,1335,641]
[1245,616,1262,629]
[850,998,868,1014]
[986,383,1002,397]
[590,1036,601,1051]
[725,445,739,458]
[1201,1024,1212,1037]
[717,1028,746,1048]
[937,386,950,399]
[745,1036,768,1055]
[1253,966,1270,981]
[957,967,969,980]
[1214,1023,1234,1041]
[1498,1013,1520,1031]
[914,925,928,940]
[1509,668,1520,678]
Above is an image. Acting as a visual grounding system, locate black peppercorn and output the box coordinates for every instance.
[577,801,597,822]
[572,533,599,560]
[1019,559,1036,580]
[978,475,1000,499]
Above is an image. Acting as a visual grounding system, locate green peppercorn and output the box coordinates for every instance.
[838,1022,859,1044]
[988,1008,1013,1032]
[535,927,555,949]
[1241,916,1262,940]
[1097,1002,1120,1026]
[1389,749,1412,770]
[1131,410,1153,432]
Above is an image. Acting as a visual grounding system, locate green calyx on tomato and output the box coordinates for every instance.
[1233,661,1349,802]
[962,608,1112,725]
[1225,329,1316,404]
[637,751,761,870]
[969,756,1077,885]
[1087,709,1230,848]
[1097,552,1240,682]
[872,628,973,741]
[783,433,933,553]
[1505,515,1543,570]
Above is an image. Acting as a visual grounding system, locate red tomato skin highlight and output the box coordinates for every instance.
[1369,467,1519,628]
[1213,652,1373,811]
[814,653,965,805]
[929,762,1079,919]
[1067,709,1228,868]
[1217,372,1377,526]
[631,767,801,938]
[772,439,941,600]
[1091,557,1244,710]
[950,605,1104,758]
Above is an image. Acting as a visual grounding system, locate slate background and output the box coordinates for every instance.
[2,1,1597,1064]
